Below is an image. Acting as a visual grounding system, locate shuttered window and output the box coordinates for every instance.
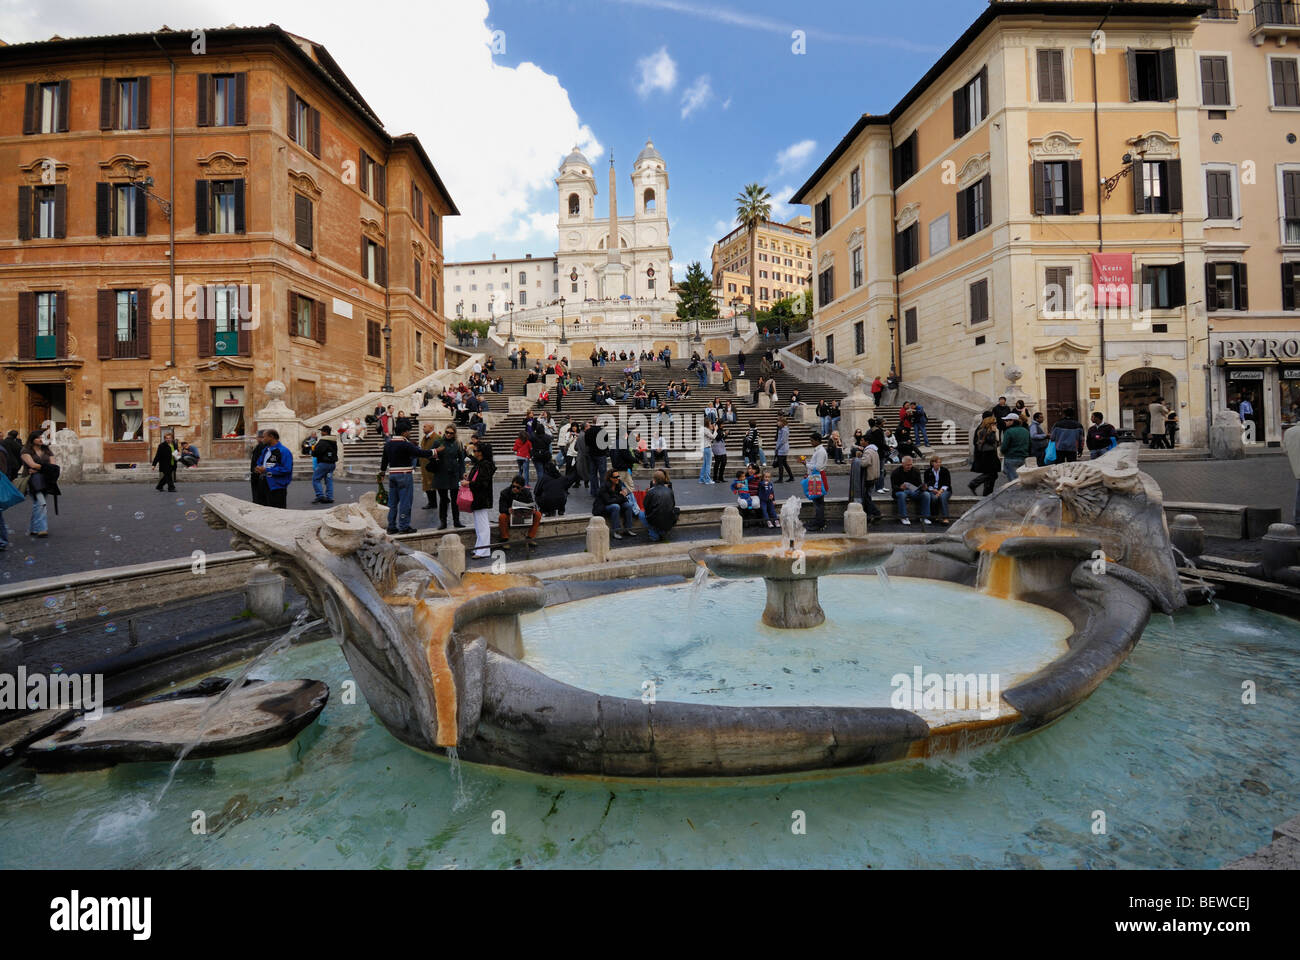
[197,73,247,126]
[1044,266,1074,312]
[23,81,69,135]
[1128,49,1178,101]
[1205,169,1234,220]
[1134,160,1182,215]
[363,238,387,285]
[904,307,918,346]
[366,319,383,357]
[412,183,425,229]
[286,87,322,157]
[895,223,919,272]
[1032,161,1084,216]
[953,66,988,139]
[97,289,152,359]
[100,77,151,130]
[1284,170,1300,243]
[1205,262,1248,311]
[817,266,834,308]
[414,258,422,300]
[1283,263,1299,311]
[360,151,387,205]
[1200,56,1230,106]
[1141,263,1186,310]
[969,279,990,325]
[17,291,67,360]
[1037,49,1066,102]
[294,193,313,249]
[957,175,992,238]
[21,184,66,240]
[849,168,861,208]
[814,195,831,237]
[1272,58,1300,108]
[197,179,246,234]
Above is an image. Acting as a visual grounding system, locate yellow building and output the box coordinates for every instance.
[793,0,1216,444]
[1197,2,1300,444]
[710,214,812,314]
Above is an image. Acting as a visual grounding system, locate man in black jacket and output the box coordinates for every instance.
[534,460,569,516]
[311,425,339,503]
[153,432,179,492]
[923,455,953,525]
[498,474,541,542]
[249,429,269,505]
[584,419,606,495]
[379,426,433,534]
[992,396,1011,435]
[890,455,932,526]
[643,470,678,542]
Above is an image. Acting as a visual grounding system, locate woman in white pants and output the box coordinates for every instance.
[462,441,496,559]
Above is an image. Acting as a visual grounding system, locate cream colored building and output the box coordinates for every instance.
[793,0,1215,444]
[445,254,557,322]
[710,215,812,312]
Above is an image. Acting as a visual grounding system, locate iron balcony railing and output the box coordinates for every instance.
[1255,2,1300,28]
[1203,5,1239,21]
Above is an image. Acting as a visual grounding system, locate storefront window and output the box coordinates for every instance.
[212,386,246,439]
[111,389,145,442]
[1281,368,1300,430]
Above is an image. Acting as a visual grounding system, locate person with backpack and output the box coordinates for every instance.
[379,424,433,533]
[743,420,763,467]
[1049,408,1086,464]
[534,460,570,517]
[310,425,339,504]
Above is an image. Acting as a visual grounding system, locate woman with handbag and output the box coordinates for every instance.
[461,441,496,559]
[19,430,57,537]
[967,414,1002,497]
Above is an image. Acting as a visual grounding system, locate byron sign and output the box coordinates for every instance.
[1217,337,1300,360]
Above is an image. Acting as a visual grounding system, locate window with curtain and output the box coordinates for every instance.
[112,389,145,441]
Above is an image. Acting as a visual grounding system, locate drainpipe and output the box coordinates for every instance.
[888,128,901,381]
[1091,8,1111,378]
[152,34,177,369]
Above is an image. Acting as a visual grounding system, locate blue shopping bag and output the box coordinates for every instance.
[1043,440,1058,465]
[0,473,25,511]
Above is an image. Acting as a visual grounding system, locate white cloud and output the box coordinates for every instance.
[721,97,732,110]
[774,139,817,176]
[680,74,712,118]
[635,46,678,97]
[0,0,601,260]
[768,184,802,221]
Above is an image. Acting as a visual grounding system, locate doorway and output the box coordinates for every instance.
[1227,370,1265,442]
[1119,368,1178,440]
[26,382,66,433]
[1044,369,1078,429]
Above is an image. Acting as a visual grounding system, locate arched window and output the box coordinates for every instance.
[643,188,656,212]
[568,193,580,216]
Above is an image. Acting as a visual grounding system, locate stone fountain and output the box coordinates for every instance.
[689,497,894,628]
[195,442,1187,778]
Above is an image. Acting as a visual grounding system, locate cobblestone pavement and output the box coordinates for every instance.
[0,455,1292,586]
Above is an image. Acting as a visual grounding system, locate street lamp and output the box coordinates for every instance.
[730,296,742,338]
[886,314,898,378]
[559,296,567,344]
[505,300,514,343]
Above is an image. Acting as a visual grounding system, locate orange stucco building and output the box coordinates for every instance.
[0,25,456,467]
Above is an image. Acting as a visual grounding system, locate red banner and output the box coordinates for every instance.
[1091,253,1133,307]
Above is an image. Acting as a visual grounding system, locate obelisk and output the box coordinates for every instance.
[599,152,627,298]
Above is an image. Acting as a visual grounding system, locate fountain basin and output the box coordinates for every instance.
[689,538,895,628]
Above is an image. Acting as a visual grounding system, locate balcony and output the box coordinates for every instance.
[1204,4,1240,20]
[1252,2,1300,43]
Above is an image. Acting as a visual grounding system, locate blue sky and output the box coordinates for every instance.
[0,0,992,272]
[466,0,990,271]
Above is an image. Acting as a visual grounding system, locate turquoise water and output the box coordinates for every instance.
[521,577,1071,721]
[0,599,1296,869]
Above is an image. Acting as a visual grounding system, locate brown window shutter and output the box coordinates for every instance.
[237,305,251,356]
[138,76,150,129]
[53,183,66,238]
[97,289,113,359]
[1236,262,1248,310]
[1158,48,1178,101]
[234,73,247,125]
[1165,160,1183,213]
[196,74,211,126]
[23,83,37,135]
[376,163,386,206]
[314,298,326,344]
[17,292,35,360]
[294,193,311,248]
[136,288,151,357]
[1031,161,1045,215]
[135,182,148,236]
[55,291,68,357]
[956,187,969,240]
[1283,263,1297,311]
[18,186,32,241]
[979,66,989,118]
[56,80,70,132]
[1205,262,1219,312]
[100,77,114,129]
[1068,160,1084,214]
[1170,263,1186,307]
[309,107,321,157]
[1127,50,1139,101]
[195,180,210,234]
[197,286,213,357]
[361,236,368,277]
[287,86,297,142]
[95,182,111,236]
[378,246,388,286]
[359,149,368,194]
[953,86,967,139]
[1132,161,1144,214]
[233,179,246,233]
[289,291,298,337]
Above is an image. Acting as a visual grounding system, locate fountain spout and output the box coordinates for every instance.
[780,496,805,555]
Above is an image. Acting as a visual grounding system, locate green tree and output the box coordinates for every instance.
[675,261,719,326]
[765,291,812,333]
[734,182,773,326]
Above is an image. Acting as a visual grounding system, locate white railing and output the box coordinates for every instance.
[484,297,751,341]
[303,353,482,429]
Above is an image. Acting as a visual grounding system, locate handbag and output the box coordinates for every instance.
[1043,440,1058,465]
[375,473,388,506]
[0,473,24,511]
[456,485,475,513]
[804,472,825,497]
[15,474,29,496]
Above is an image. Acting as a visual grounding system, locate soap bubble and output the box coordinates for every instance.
[50,663,63,673]
[175,498,186,506]
[134,511,145,520]
[104,623,117,634]
[185,510,199,521]
[173,524,183,532]
[54,619,67,631]
[43,596,58,609]
[97,605,110,617]
[24,556,35,566]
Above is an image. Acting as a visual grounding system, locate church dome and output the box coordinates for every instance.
[560,146,591,170]
[634,139,662,165]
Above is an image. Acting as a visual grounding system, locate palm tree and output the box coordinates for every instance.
[735,183,772,327]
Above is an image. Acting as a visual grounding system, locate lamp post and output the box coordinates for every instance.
[505,300,514,343]
[730,296,742,339]
[559,296,567,344]
[382,319,393,392]
[886,314,898,378]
